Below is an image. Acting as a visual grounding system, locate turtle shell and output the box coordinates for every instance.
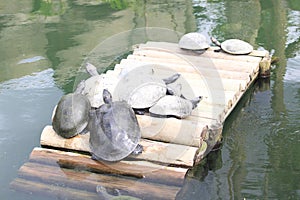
[179,32,210,50]
[221,39,253,55]
[149,95,194,119]
[89,101,141,162]
[52,93,90,138]
[82,74,117,108]
[116,68,167,109]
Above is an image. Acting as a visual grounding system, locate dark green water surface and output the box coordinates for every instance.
[0,0,299,199]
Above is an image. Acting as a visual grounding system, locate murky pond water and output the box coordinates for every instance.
[0,0,299,199]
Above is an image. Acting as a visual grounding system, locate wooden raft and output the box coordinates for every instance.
[10,42,270,199]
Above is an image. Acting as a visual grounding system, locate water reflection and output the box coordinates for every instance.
[187,0,300,199]
[1,0,300,199]
[176,150,223,200]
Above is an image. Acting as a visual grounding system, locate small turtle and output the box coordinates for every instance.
[82,62,117,108]
[52,81,91,138]
[96,185,141,200]
[149,95,202,119]
[211,37,253,55]
[116,66,180,110]
[178,32,210,50]
[88,89,142,162]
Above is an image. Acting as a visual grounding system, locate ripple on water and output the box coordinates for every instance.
[284,56,300,83]
[0,68,55,91]
[17,56,46,65]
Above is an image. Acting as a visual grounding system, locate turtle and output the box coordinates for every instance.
[178,32,210,50]
[88,89,142,162]
[96,185,141,200]
[52,81,91,138]
[81,62,117,108]
[210,37,253,55]
[149,95,202,119]
[116,65,181,112]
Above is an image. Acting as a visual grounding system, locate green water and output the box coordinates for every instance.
[0,0,299,199]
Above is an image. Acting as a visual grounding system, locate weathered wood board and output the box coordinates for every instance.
[10,147,186,200]
[11,41,270,199]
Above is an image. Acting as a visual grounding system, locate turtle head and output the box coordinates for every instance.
[191,96,203,109]
[103,89,113,104]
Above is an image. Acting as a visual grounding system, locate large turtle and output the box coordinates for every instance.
[82,62,117,108]
[178,32,210,50]
[211,37,253,55]
[88,89,142,162]
[149,95,202,119]
[116,65,180,110]
[52,81,91,138]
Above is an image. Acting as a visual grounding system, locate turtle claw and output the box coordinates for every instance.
[91,154,98,160]
[132,144,143,155]
[134,109,146,115]
[79,127,89,135]
[214,47,222,52]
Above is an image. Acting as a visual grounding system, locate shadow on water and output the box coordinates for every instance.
[176,150,223,200]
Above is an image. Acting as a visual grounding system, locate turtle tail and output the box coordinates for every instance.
[210,36,221,47]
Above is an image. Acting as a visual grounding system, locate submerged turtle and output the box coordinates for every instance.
[52,81,91,138]
[116,66,180,110]
[88,89,142,162]
[82,62,117,108]
[178,32,210,50]
[149,95,202,119]
[211,37,253,55]
[96,185,141,200]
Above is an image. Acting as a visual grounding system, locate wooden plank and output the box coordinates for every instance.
[137,41,267,61]
[114,64,244,95]
[29,147,186,187]
[136,115,219,147]
[10,178,100,200]
[119,59,253,81]
[16,162,180,200]
[113,64,249,93]
[40,125,202,167]
[114,63,249,92]
[128,53,259,75]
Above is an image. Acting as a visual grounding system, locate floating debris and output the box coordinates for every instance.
[17,56,46,64]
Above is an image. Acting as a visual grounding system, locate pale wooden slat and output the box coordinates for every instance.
[119,59,252,81]
[114,63,248,92]
[136,115,220,147]
[40,125,202,167]
[138,41,267,61]
[114,65,243,94]
[128,52,258,75]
